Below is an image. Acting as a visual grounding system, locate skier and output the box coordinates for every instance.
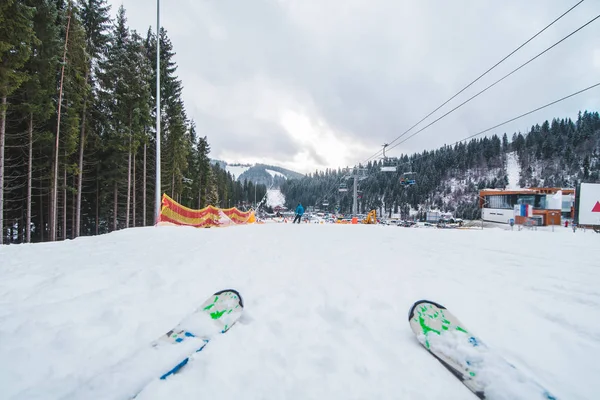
[293,203,304,224]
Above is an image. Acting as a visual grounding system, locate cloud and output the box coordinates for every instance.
[111,0,600,173]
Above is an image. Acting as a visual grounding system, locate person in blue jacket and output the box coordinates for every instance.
[293,202,304,223]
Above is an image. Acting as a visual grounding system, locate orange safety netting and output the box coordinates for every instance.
[157,194,256,228]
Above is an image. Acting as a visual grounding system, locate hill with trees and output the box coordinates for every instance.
[281,111,600,220]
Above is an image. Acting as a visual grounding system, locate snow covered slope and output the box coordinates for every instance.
[266,188,285,207]
[1,225,599,400]
[506,151,521,189]
[265,169,287,180]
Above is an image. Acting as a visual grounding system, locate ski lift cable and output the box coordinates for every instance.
[337,82,597,193]
[382,0,587,151]
[360,0,588,166]
[385,81,600,170]
[384,12,600,155]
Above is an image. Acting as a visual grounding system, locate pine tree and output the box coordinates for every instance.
[59,4,87,240]
[98,4,130,231]
[76,0,111,237]
[153,28,189,201]
[0,0,37,244]
[17,0,61,242]
[196,135,212,208]
[123,29,151,227]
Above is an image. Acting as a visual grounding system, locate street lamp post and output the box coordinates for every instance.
[155,0,161,224]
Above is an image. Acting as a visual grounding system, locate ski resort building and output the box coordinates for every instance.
[479,188,574,226]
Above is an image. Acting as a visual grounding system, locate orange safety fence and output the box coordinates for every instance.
[157,194,256,228]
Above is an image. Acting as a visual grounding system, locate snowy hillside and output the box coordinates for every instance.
[506,151,521,189]
[219,162,301,187]
[1,225,599,399]
[266,188,285,207]
[265,169,287,180]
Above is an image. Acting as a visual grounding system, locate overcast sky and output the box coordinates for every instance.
[107,0,600,173]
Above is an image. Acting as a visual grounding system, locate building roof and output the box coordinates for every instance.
[479,187,574,196]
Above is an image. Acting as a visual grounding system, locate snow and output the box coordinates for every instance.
[225,164,252,180]
[506,152,521,189]
[265,169,287,180]
[1,225,599,400]
[266,188,285,207]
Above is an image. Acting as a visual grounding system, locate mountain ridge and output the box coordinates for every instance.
[210,160,305,187]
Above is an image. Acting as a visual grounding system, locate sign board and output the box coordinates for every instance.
[577,183,600,226]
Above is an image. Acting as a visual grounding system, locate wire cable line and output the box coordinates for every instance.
[361,0,588,164]
[384,13,600,154]
[388,81,600,170]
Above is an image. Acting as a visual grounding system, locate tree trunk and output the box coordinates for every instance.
[72,176,75,236]
[0,96,6,244]
[126,133,131,228]
[133,148,136,227]
[113,181,117,231]
[40,176,44,242]
[20,204,25,243]
[63,156,67,240]
[75,68,90,238]
[95,174,99,236]
[143,141,146,226]
[26,112,33,243]
[198,171,202,209]
[51,5,72,242]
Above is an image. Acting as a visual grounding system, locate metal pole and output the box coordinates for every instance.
[352,174,358,215]
[155,0,161,224]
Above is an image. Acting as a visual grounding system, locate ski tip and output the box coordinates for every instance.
[213,288,244,308]
[407,299,447,321]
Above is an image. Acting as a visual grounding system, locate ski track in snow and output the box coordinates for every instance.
[1,225,599,399]
[265,169,287,180]
[506,152,521,189]
[266,189,285,207]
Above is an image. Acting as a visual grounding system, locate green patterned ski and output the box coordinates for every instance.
[129,289,243,399]
[408,300,557,400]
[154,289,243,379]
[62,289,244,400]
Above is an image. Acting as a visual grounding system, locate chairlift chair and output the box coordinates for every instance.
[400,172,416,186]
[380,143,398,172]
[381,159,398,172]
[339,182,348,192]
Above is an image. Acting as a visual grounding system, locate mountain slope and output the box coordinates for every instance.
[211,160,305,187]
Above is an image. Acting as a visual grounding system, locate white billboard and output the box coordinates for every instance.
[482,208,513,224]
[578,183,600,226]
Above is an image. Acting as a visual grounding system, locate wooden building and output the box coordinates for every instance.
[479,188,574,226]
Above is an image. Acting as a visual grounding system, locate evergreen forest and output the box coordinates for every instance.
[0,0,265,244]
[281,111,600,220]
